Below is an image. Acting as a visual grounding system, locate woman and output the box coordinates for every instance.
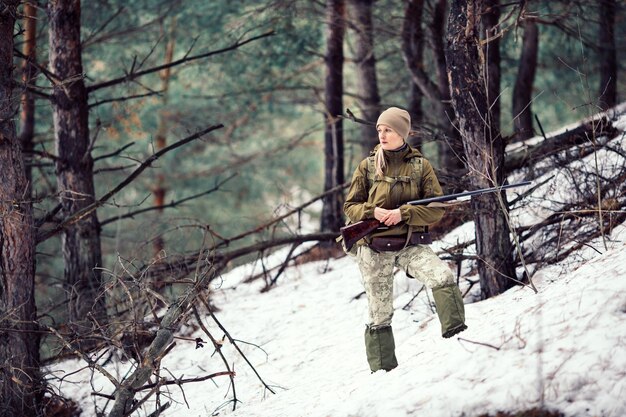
[344,107,467,372]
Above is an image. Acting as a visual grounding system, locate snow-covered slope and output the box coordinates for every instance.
[49,109,626,417]
[167,238,626,417]
[50,228,626,417]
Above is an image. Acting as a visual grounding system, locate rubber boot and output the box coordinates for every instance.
[432,284,467,338]
[364,325,398,372]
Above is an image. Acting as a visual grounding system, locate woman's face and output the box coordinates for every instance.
[377,124,404,150]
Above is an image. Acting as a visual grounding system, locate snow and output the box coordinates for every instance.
[178,237,626,417]
[47,110,626,417]
[50,235,626,417]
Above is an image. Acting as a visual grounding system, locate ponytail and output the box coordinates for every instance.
[374,146,386,178]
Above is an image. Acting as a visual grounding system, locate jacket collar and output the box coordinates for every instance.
[370,143,423,160]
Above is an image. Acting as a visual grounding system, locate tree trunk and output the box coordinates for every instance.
[512,19,538,141]
[0,2,42,415]
[18,2,37,195]
[482,0,501,133]
[349,0,381,157]
[401,0,424,147]
[597,0,617,110]
[445,0,515,299]
[153,18,176,259]
[48,0,107,329]
[430,0,465,189]
[321,0,346,233]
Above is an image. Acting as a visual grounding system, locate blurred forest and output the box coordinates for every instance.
[0,0,624,415]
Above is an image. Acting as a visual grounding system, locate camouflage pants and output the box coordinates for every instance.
[356,244,455,328]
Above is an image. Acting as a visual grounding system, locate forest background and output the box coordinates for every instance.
[0,0,624,416]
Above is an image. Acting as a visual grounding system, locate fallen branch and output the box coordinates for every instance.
[199,294,277,395]
[505,116,621,173]
[93,141,136,162]
[137,371,234,391]
[146,231,339,282]
[192,307,239,412]
[107,229,215,417]
[261,242,300,291]
[457,337,501,350]
[212,182,348,250]
[402,285,426,311]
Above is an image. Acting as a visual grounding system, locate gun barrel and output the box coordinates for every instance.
[405,180,532,206]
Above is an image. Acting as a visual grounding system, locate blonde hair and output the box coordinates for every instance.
[375,146,386,177]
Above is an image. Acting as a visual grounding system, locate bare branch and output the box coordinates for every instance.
[93,141,136,162]
[107,230,215,417]
[212,182,348,250]
[36,124,223,244]
[87,31,275,93]
[88,91,162,109]
[99,173,237,227]
[198,295,277,395]
[192,307,239,412]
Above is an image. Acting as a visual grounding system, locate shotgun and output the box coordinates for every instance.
[340,180,532,251]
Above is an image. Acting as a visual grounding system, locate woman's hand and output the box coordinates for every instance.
[374,207,402,226]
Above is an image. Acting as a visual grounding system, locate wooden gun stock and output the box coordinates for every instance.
[340,218,381,252]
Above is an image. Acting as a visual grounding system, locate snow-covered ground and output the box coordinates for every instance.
[48,111,626,417]
[51,232,626,417]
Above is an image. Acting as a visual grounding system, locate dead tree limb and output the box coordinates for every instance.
[137,371,234,391]
[241,244,319,285]
[107,230,215,417]
[262,242,300,291]
[457,337,501,350]
[176,127,319,181]
[192,307,239,412]
[99,174,237,227]
[88,31,275,93]
[88,91,162,108]
[93,142,136,162]
[36,124,223,244]
[505,116,621,173]
[44,325,120,389]
[149,232,339,283]
[137,182,348,284]
[198,295,277,395]
[213,182,348,250]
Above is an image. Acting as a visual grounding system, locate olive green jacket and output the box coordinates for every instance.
[343,144,445,241]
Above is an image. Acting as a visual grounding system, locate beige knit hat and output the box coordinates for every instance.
[376,107,411,139]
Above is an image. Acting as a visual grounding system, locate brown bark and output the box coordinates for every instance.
[18,2,37,195]
[482,0,501,133]
[597,0,617,110]
[349,0,381,157]
[48,0,106,328]
[153,19,176,257]
[512,19,538,141]
[402,0,466,188]
[321,0,346,233]
[401,0,424,146]
[0,2,42,415]
[445,0,516,299]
